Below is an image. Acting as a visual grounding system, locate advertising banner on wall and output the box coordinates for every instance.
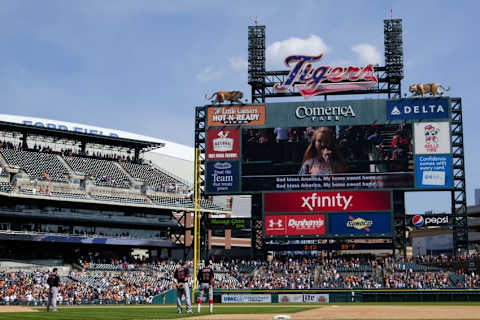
[414,122,450,154]
[278,294,329,303]
[263,191,391,213]
[415,155,452,188]
[329,213,392,235]
[386,98,449,120]
[205,161,239,193]
[206,129,240,160]
[221,294,271,303]
[207,105,265,126]
[302,294,329,303]
[278,294,304,303]
[264,214,326,236]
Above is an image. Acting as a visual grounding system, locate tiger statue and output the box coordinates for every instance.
[205,91,244,104]
[409,83,450,97]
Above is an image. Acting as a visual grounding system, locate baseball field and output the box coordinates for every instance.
[1,303,480,320]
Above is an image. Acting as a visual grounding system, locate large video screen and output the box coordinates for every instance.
[242,124,414,191]
[204,98,453,195]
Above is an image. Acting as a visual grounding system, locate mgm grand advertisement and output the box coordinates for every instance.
[204,98,452,194]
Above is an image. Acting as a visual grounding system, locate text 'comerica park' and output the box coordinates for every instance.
[295,105,356,120]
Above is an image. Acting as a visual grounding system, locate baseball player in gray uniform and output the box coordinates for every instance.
[197,260,214,313]
[46,268,60,312]
[173,260,191,314]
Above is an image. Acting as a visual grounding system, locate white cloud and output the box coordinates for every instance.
[229,57,248,72]
[266,35,329,68]
[352,44,382,65]
[196,66,222,82]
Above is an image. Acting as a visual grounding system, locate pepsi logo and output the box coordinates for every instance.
[412,215,424,227]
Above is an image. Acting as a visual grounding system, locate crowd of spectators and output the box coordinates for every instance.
[243,125,413,173]
[1,253,480,305]
[0,139,139,165]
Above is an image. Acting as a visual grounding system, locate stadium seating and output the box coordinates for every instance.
[0,148,227,213]
[63,156,130,188]
[0,182,13,193]
[120,162,184,192]
[2,254,480,305]
[89,189,149,204]
[0,149,70,182]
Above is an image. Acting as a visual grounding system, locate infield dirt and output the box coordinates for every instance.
[189,305,480,319]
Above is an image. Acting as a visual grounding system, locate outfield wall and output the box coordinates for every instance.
[154,289,480,304]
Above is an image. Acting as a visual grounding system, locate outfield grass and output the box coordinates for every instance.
[0,305,315,320]
[2,302,480,320]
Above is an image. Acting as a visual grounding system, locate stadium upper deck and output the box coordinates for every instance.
[0,114,229,256]
[0,113,194,183]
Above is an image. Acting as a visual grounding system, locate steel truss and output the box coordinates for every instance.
[392,191,406,257]
[248,20,403,103]
[194,106,209,259]
[168,210,193,259]
[384,19,403,99]
[251,193,264,258]
[450,98,468,252]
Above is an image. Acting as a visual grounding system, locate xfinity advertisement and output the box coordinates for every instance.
[263,191,391,213]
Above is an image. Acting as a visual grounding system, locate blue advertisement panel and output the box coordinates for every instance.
[386,98,448,120]
[329,213,391,235]
[415,154,452,188]
[205,161,240,193]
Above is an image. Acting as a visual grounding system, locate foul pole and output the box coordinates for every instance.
[192,148,201,303]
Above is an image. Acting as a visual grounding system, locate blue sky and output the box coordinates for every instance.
[0,0,478,211]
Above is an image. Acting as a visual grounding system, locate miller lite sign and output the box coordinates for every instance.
[273,54,378,99]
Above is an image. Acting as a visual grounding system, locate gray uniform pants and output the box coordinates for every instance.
[198,283,213,302]
[176,284,191,313]
[47,287,58,311]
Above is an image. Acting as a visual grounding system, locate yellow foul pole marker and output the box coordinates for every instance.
[192,148,200,304]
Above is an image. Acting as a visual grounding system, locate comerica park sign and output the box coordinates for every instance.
[274,54,378,99]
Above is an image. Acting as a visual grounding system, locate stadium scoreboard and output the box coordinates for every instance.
[203,97,454,239]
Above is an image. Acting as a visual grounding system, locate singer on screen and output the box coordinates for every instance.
[298,127,346,175]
